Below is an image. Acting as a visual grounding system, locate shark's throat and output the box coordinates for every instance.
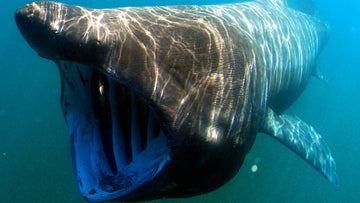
[58,61,170,201]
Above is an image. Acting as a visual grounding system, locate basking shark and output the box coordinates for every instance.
[15,0,338,202]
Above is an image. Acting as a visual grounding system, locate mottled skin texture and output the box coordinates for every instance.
[17,1,268,141]
[15,0,337,202]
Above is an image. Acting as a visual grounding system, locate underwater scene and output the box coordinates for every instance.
[0,0,359,202]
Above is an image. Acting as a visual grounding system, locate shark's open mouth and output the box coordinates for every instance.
[58,61,170,202]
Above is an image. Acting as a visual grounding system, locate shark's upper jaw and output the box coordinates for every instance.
[59,61,171,202]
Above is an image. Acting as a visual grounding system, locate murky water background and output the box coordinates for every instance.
[0,0,359,202]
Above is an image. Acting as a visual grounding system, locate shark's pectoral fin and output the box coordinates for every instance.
[260,108,339,186]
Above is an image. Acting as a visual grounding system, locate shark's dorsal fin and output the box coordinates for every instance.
[260,108,339,186]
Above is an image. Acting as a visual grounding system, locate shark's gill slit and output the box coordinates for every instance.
[131,91,149,155]
[112,81,133,165]
[147,111,161,142]
[90,70,117,174]
[108,79,126,171]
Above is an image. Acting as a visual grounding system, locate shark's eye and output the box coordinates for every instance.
[99,80,104,95]
[91,71,109,117]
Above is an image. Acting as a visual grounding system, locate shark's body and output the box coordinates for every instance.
[15,0,338,202]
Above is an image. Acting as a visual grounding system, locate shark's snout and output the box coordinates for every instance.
[15,2,40,20]
[15,2,62,29]
[15,3,32,19]
[15,2,97,62]
[15,2,59,60]
[15,4,42,47]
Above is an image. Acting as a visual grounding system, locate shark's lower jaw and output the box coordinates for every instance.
[57,61,170,202]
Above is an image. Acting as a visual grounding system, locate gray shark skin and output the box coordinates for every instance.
[15,0,338,202]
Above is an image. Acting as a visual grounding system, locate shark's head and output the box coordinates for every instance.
[15,1,266,202]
